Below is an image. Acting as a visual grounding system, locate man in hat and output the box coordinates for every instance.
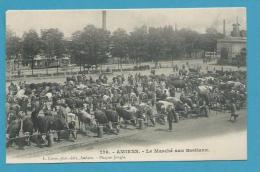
[147,101,155,127]
[199,98,209,117]
[167,105,176,131]
[229,100,238,122]
[57,104,67,121]
[92,95,98,111]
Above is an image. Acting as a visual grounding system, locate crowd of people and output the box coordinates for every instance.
[6,63,247,147]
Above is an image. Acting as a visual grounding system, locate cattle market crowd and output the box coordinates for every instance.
[6,64,247,148]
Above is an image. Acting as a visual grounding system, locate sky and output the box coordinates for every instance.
[6,8,246,38]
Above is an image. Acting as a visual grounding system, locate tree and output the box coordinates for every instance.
[128,26,148,64]
[160,25,184,60]
[40,28,65,59]
[205,27,218,35]
[70,31,85,65]
[146,27,164,63]
[111,28,129,70]
[22,29,41,65]
[198,28,224,52]
[70,25,110,66]
[6,28,22,60]
[178,29,200,58]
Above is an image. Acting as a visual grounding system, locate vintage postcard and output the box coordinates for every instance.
[5,8,247,163]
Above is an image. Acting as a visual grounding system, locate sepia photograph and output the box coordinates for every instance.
[5,8,247,163]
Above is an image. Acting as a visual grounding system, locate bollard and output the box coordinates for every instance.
[47,133,54,147]
[97,126,104,138]
[138,119,144,129]
[72,130,77,140]
[116,125,120,133]
[24,132,31,146]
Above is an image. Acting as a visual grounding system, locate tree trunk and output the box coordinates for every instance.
[31,58,34,75]
[46,59,49,75]
[118,58,120,70]
[79,57,82,72]
[171,56,173,68]
[120,58,122,72]
[56,59,59,73]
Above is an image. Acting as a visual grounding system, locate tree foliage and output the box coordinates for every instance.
[6,28,22,59]
[40,28,65,59]
[22,29,41,63]
[128,26,148,63]
[111,28,129,61]
[146,27,164,62]
[70,25,110,65]
[7,25,227,65]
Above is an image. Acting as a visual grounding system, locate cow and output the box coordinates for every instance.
[155,101,176,124]
[180,95,193,108]
[138,103,155,127]
[116,106,138,127]
[165,97,190,118]
[6,116,34,147]
[197,85,213,106]
[94,109,120,134]
[104,109,120,133]
[179,69,188,76]
[167,79,186,91]
[75,110,96,134]
[94,110,109,125]
[31,109,69,147]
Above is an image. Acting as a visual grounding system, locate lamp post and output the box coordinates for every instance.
[31,57,34,75]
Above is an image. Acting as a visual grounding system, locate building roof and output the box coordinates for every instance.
[34,55,58,60]
[62,56,70,60]
[217,36,246,43]
[34,55,44,60]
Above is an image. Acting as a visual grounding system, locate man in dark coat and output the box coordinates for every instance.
[169,87,176,97]
[92,96,98,111]
[229,102,238,122]
[199,99,209,117]
[167,105,176,131]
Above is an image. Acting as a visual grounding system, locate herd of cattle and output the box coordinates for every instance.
[6,66,247,148]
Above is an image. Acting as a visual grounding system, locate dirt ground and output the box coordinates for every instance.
[53,109,246,152]
[6,108,247,162]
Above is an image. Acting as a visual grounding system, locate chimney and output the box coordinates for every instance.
[102,10,106,30]
[231,17,240,37]
[223,19,226,36]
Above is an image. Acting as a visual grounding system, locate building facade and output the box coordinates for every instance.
[217,37,246,58]
[217,20,246,65]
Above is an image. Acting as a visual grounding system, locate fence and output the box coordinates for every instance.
[6,58,206,82]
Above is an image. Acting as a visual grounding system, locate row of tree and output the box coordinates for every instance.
[6,25,224,66]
